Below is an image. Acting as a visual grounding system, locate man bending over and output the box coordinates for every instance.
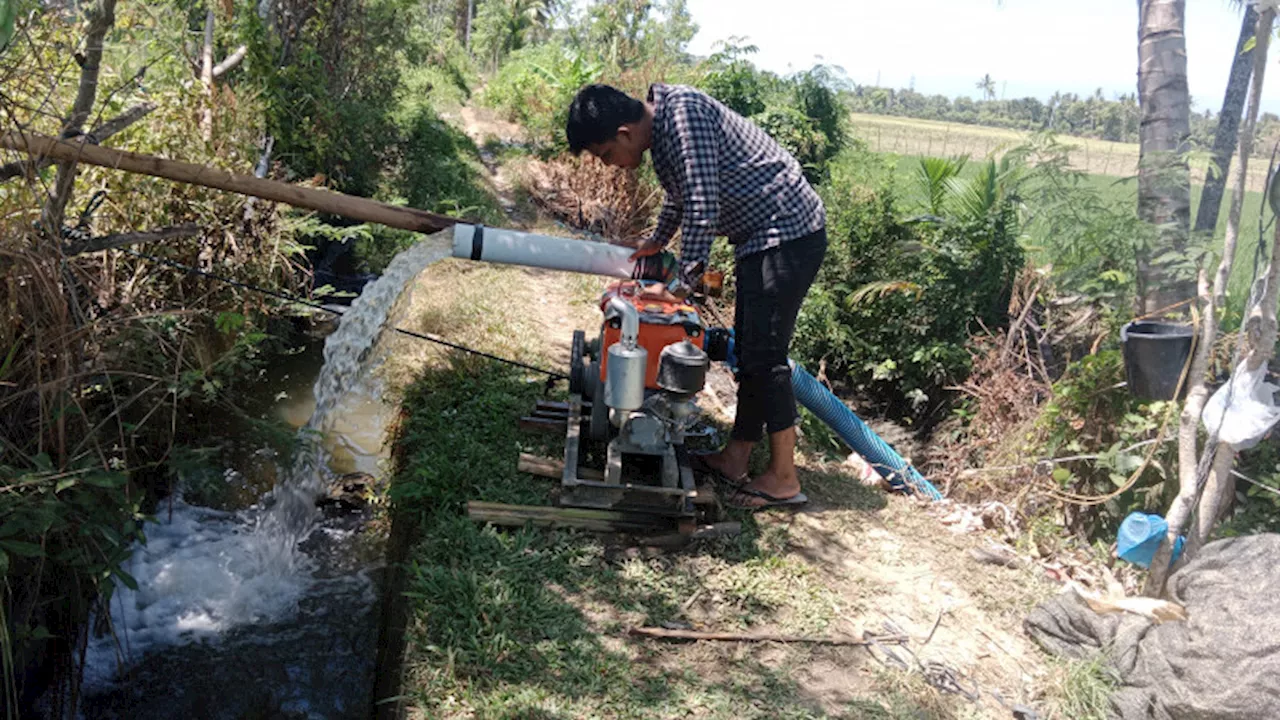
[565,83,827,510]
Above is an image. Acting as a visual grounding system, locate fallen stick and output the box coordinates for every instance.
[628,626,907,646]
[68,223,200,255]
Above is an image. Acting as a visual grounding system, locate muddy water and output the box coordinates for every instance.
[80,235,452,719]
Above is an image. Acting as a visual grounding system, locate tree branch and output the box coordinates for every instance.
[200,8,214,141]
[0,102,155,183]
[66,223,200,255]
[211,45,247,78]
[40,0,118,233]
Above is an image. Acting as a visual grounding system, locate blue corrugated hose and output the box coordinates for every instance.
[790,361,943,501]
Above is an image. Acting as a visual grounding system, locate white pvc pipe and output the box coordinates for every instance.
[451,223,635,278]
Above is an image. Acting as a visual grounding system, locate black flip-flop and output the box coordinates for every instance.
[726,487,809,510]
[688,451,748,488]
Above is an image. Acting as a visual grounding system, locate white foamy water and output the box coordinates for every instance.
[85,233,452,688]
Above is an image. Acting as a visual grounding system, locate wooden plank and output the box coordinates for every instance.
[565,477,693,497]
[535,399,592,412]
[517,453,604,481]
[466,501,664,533]
[0,131,456,234]
[519,417,566,433]
[0,102,156,183]
[562,395,583,487]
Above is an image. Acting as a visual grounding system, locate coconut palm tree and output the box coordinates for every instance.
[1136,0,1193,314]
[1145,2,1278,598]
[1194,2,1259,235]
[975,74,996,101]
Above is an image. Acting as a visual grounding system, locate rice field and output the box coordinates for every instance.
[851,112,1272,194]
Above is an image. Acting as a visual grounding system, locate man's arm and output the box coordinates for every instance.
[670,98,720,282]
[652,194,681,248]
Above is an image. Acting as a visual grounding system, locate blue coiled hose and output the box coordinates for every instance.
[789,361,943,501]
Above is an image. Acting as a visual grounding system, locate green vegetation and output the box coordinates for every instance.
[0,0,504,705]
[793,143,1027,414]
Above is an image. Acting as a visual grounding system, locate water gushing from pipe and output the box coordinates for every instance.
[84,233,451,692]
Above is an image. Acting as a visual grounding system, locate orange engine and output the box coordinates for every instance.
[598,281,704,390]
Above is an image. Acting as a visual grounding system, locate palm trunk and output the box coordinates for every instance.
[1193,3,1258,235]
[1136,0,1194,315]
[1145,6,1275,597]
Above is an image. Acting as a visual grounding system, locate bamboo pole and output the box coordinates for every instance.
[1,131,457,234]
[466,501,664,533]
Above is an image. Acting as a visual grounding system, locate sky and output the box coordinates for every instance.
[684,0,1280,115]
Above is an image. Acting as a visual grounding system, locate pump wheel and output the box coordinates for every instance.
[569,330,586,396]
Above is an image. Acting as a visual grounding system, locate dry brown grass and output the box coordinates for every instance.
[515,154,662,244]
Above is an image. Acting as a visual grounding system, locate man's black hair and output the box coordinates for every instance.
[565,84,645,154]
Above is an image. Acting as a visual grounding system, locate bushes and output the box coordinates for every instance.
[697,50,847,183]
[246,0,414,196]
[1033,351,1175,535]
[482,42,604,153]
[792,147,1025,415]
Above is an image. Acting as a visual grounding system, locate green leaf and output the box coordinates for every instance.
[1052,467,1071,483]
[112,568,139,591]
[55,478,78,493]
[215,311,246,335]
[1243,35,1257,55]
[0,0,15,54]
[83,472,127,488]
[33,453,53,473]
[1109,472,1129,488]
[1115,453,1143,474]
[0,540,44,558]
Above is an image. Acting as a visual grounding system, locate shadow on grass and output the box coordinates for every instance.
[387,355,920,718]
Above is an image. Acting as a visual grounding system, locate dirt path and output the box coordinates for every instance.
[383,104,1070,719]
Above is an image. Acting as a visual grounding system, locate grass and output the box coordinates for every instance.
[1041,655,1120,720]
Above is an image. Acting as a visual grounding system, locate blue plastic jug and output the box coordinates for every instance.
[1117,512,1184,568]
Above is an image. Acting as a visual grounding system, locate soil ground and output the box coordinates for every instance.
[377,105,1096,719]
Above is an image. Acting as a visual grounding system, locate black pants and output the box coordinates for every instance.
[732,228,827,442]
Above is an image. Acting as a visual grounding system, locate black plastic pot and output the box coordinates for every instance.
[1120,321,1195,401]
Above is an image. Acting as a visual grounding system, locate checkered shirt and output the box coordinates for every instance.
[647,83,826,275]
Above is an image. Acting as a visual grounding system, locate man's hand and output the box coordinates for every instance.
[629,238,664,260]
